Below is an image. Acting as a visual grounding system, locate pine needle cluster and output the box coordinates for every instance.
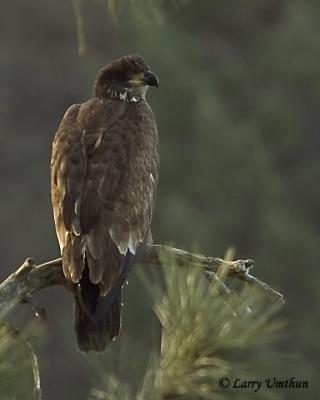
[90,258,284,400]
[0,324,35,400]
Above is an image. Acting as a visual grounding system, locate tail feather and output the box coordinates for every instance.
[74,291,121,352]
[73,267,124,353]
[66,233,145,352]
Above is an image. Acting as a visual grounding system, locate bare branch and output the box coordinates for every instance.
[143,245,284,301]
[0,244,284,321]
[0,258,63,320]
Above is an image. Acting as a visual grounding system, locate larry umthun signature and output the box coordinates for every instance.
[219,377,309,392]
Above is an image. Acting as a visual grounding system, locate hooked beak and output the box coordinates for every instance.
[144,70,159,88]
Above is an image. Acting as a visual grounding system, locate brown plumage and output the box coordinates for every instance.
[50,55,159,352]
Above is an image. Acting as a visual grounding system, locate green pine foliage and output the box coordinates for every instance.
[0,324,35,400]
[89,260,284,400]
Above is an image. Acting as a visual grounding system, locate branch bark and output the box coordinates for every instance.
[0,244,284,321]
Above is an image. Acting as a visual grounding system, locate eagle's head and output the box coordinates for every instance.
[93,55,159,103]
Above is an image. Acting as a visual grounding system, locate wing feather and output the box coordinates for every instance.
[51,98,159,291]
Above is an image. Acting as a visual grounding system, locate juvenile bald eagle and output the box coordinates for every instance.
[50,55,159,352]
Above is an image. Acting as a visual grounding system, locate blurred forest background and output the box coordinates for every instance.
[0,0,319,398]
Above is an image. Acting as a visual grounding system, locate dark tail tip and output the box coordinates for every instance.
[73,290,121,353]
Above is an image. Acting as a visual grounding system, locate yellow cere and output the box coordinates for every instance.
[128,72,145,85]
